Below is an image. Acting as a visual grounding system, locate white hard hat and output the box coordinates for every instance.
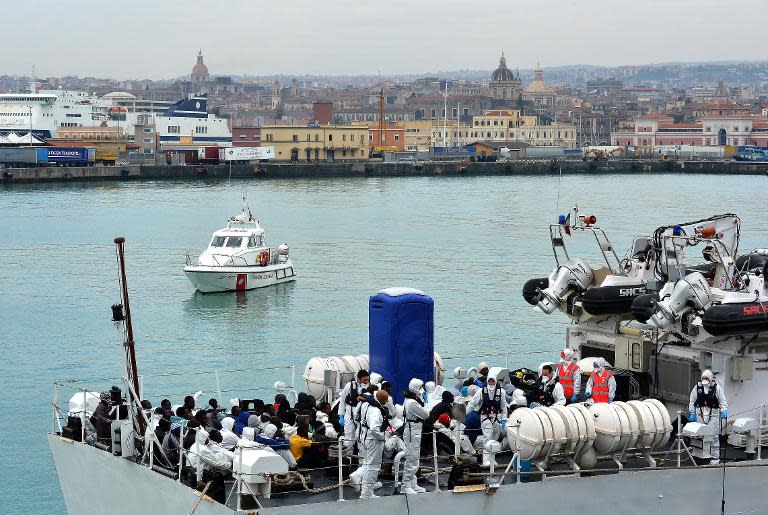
[370,372,384,385]
[478,362,489,372]
[701,369,714,380]
[425,381,436,393]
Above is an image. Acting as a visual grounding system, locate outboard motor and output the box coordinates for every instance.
[648,272,711,329]
[535,259,593,314]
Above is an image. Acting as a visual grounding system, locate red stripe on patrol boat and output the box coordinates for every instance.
[236,274,247,290]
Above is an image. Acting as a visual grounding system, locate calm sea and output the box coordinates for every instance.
[1,174,765,513]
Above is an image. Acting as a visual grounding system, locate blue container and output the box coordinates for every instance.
[47,147,91,163]
[368,288,434,404]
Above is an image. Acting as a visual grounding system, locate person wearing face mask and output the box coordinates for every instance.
[338,369,370,450]
[467,372,508,467]
[557,348,582,403]
[357,390,390,499]
[402,378,430,494]
[531,364,565,407]
[585,358,615,403]
[688,369,728,464]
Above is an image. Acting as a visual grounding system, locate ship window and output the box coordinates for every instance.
[225,237,244,248]
[210,236,226,247]
[248,236,261,248]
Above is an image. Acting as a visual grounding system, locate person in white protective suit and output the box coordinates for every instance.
[207,429,235,463]
[688,369,728,464]
[402,378,430,494]
[188,429,232,482]
[467,372,508,467]
[384,420,407,455]
[435,413,475,455]
[338,369,370,450]
[357,390,390,499]
[219,417,240,451]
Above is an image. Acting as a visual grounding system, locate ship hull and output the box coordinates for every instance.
[184,262,296,293]
[50,434,768,515]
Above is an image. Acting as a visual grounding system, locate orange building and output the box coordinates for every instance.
[368,123,405,151]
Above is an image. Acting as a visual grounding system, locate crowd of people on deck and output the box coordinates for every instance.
[83,346,727,501]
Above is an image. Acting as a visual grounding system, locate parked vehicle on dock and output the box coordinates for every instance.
[0,147,96,167]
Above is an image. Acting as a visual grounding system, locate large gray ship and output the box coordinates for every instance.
[49,210,768,514]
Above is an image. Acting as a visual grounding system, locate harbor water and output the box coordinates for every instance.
[2,174,766,513]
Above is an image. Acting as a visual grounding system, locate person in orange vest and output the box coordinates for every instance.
[585,358,615,403]
[556,348,582,403]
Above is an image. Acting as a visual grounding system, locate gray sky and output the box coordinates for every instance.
[8,0,766,79]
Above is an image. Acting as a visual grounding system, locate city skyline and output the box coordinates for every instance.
[6,0,767,79]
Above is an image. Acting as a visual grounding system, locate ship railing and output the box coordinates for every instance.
[548,222,623,274]
[50,376,768,508]
[185,249,283,268]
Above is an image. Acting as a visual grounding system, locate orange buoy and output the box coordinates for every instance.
[581,215,597,225]
[700,226,717,238]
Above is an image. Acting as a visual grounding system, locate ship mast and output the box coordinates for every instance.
[113,237,144,432]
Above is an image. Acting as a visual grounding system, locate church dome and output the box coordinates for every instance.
[524,64,554,94]
[191,51,209,81]
[491,53,517,82]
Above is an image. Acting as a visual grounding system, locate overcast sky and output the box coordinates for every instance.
[7,0,766,80]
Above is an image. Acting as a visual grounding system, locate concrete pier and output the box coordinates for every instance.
[2,159,767,184]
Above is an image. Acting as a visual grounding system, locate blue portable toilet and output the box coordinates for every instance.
[369,287,434,404]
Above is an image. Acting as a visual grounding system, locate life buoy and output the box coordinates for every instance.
[259,251,269,267]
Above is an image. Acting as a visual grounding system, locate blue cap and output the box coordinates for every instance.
[672,225,682,236]
[558,214,567,225]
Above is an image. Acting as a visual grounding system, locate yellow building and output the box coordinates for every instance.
[403,120,435,151]
[261,125,369,162]
[463,109,576,147]
[57,125,125,142]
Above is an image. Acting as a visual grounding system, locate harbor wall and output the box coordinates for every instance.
[2,159,768,184]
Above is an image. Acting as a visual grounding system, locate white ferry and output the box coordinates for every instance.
[155,94,231,147]
[0,85,230,146]
[0,86,110,139]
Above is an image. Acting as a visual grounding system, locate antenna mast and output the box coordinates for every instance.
[114,237,141,403]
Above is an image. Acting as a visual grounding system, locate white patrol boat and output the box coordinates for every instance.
[184,196,296,293]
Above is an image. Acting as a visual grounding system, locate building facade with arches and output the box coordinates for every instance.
[611,114,768,147]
